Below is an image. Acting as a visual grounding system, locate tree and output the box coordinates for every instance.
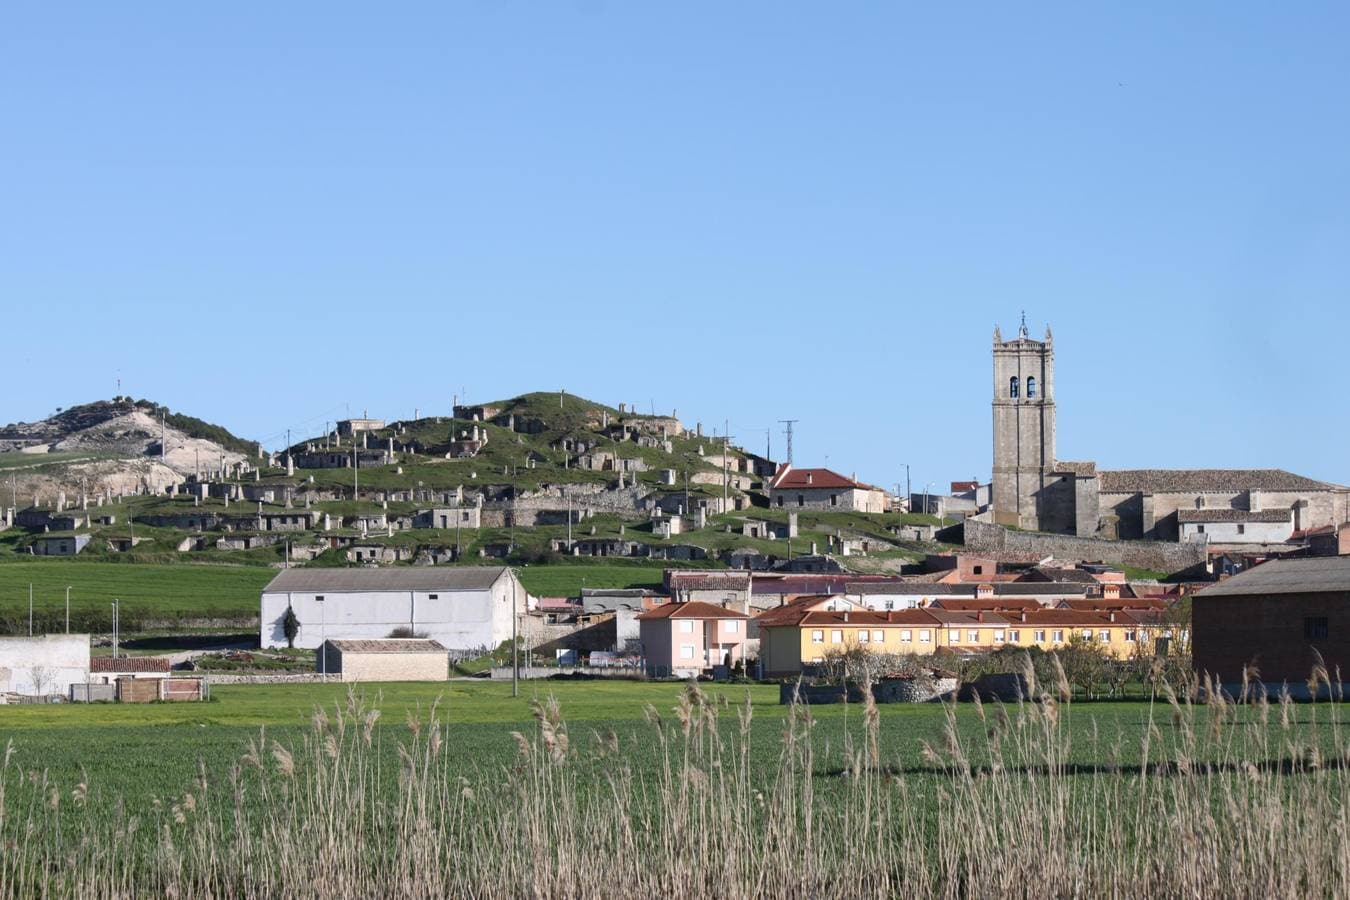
[1057,637,1112,699]
[282,606,299,649]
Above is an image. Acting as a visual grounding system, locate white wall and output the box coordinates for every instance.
[1181,519,1293,543]
[0,635,90,696]
[261,571,526,653]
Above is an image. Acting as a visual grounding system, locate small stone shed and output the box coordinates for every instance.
[318,638,449,683]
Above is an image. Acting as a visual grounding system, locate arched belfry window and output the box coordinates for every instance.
[1027,377,1037,398]
[1009,376,1020,399]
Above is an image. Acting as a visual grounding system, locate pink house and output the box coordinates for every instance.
[636,601,751,678]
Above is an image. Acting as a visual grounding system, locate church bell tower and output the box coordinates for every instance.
[991,316,1056,529]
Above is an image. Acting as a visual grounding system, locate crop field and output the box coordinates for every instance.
[0,561,273,631]
[4,677,1350,896]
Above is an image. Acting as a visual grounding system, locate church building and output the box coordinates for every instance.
[990,320,1349,543]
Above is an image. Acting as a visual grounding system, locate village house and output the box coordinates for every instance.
[766,465,886,514]
[636,601,751,677]
[413,506,482,530]
[259,566,527,653]
[32,533,91,556]
[317,639,448,682]
[336,418,386,437]
[1193,556,1350,688]
[88,656,172,684]
[665,570,751,611]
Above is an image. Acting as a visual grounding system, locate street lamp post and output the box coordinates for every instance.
[511,574,519,698]
[111,600,120,659]
[924,482,935,521]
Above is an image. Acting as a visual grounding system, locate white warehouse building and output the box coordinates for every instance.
[0,635,91,697]
[260,567,528,654]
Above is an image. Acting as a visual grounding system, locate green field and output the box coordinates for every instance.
[2,678,1348,895]
[0,679,1333,810]
[0,561,274,631]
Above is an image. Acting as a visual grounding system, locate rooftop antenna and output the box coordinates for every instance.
[779,420,799,466]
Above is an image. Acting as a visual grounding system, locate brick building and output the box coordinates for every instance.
[1194,557,1350,687]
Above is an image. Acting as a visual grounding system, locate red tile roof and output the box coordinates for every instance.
[767,465,876,491]
[928,598,1042,612]
[1058,598,1166,612]
[635,600,750,621]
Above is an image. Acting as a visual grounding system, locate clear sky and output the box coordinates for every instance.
[4,3,1348,492]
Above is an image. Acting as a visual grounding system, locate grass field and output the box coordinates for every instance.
[3,677,1350,895]
[0,561,274,630]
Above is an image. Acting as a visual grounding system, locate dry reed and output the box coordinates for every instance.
[2,665,1349,898]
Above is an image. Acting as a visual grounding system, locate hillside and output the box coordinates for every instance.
[0,398,257,498]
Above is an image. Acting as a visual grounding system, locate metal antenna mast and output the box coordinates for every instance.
[778,420,799,466]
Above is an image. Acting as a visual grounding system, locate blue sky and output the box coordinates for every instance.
[4,3,1348,491]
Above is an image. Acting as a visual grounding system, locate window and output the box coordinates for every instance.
[884,600,894,611]
[900,630,913,642]
[919,630,932,642]
[1237,524,1246,535]
[725,620,739,633]
[776,496,783,507]
[1052,630,1064,642]
[811,630,824,643]
[680,645,695,660]
[315,595,325,602]
[678,620,694,634]
[994,630,1005,643]
[428,594,439,600]
[830,494,839,507]
[973,565,983,575]
[797,495,805,507]
[949,629,960,643]
[858,630,869,643]
[967,630,979,643]
[872,630,884,643]
[1197,524,1205,534]
[1082,629,1094,641]
[1009,376,1020,398]
[1009,629,1020,642]
[1125,630,1136,642]
[1306,617,1330,640]
[831,629,843,643]
[1026,376,1037,398]
[1034,629,1045,642]
[1098,630,1110,643]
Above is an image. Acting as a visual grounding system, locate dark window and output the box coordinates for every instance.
[1306,617,1329,640]
[1009,376,1020,399]
[1027,377,1037,398]
[830,494,838,507]
[776,495,783,507]
[1237,524,1245,535]
[429,594,439,600]
[1197,525,1205,534]
[797,495,805,507]
[973,565,983,575]
[315,595,325,602]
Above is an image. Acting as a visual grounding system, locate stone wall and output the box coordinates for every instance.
[962,518,1206,574]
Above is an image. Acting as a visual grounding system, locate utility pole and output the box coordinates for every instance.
[766,429,771,462]
[65,586,71,634]
[28,584,33,636]
[566,487,572,552]
[111,599,119,658]
[779,420,799,466]
[160,411,166,463]
[899,463,911,510]
[511,574,519,698]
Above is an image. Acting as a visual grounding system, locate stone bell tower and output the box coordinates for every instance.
[991,316,1056,529]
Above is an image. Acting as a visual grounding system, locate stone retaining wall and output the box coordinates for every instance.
[963,518,1206,574]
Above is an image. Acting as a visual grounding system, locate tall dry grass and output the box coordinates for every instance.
[3,662,1350,898]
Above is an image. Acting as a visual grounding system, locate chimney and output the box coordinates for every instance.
[1020,611,1027,622]
[843,611,849,623]
[806,473,814,485]
[1109,612,1116,623]
[976,611,984,622]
